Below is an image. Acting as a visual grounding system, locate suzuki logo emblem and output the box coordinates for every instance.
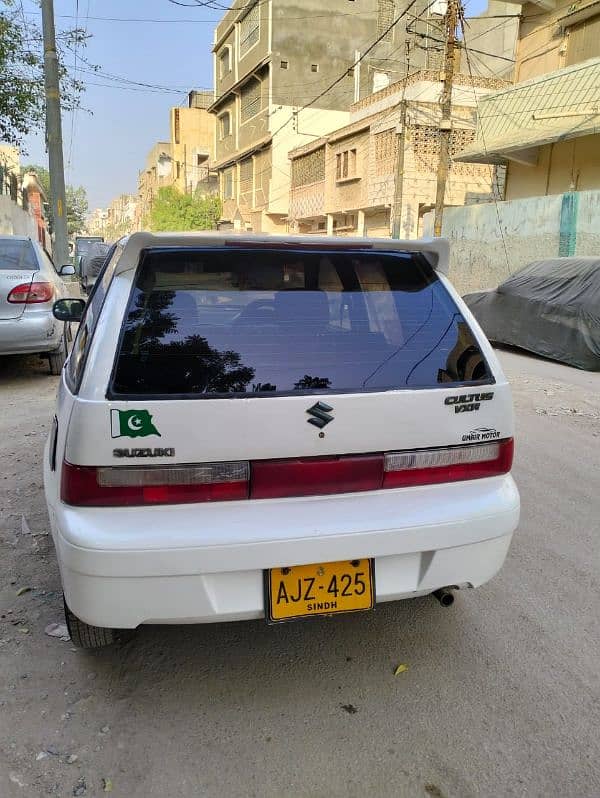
[306,401,334,429]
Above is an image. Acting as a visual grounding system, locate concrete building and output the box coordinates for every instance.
[136,141,173,228]
[86,207,109,238]
[21,172,51,251]
[105,193,138,239]
[289,71,508,238]
[0,147,51,249]
[170,90,218,197]
[456,0,600,199]
[209,0,517,233]
[428,0,600,293]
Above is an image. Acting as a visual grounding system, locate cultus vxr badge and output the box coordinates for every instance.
[445,392,494,413]
[306,401,334,429]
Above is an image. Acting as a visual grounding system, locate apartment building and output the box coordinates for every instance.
[210,0,450,233]
[456,0,600,199]
[105,193,138,238]
[210,0,517,233]
[170,90,218,197]
[86,208,108,238]
[136,141,173,228]
[289,71,508,238]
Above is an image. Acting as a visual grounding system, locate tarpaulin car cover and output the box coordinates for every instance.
[80,241,112,280]
[464,257,600,371]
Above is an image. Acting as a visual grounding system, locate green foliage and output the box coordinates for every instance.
[22,163,89,236]
[0,0,87,146]
[103,218,134,242]
[66,185,88,236]
[148,186,222,232]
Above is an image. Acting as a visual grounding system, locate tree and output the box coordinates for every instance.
[148,186,222,232]
[0,1,87,146]
[22,164,89,236]
[66,185,88,236]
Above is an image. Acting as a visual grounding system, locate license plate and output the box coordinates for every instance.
[266,559,374,622]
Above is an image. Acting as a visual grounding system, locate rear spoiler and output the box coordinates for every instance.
[114,232,450,277]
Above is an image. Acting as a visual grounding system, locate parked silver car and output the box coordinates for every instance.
[0,235,75,374]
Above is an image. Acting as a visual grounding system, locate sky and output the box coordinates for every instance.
[22,0,487,210]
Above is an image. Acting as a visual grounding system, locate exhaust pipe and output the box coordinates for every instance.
[433,588,455,607]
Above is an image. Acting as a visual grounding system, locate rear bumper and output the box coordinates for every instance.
[49,475,520,628]
[0,311,62,355]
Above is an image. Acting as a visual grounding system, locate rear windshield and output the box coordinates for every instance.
[0,239,37,271]
[111,247,492,398]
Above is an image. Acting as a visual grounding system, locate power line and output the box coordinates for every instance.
[23,8,379,23]
[458,12,512,275]
[254,62,461,213]
[66,0,82,172]
[23,9,516,24]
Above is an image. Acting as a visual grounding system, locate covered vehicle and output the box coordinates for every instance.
[464,257,600,371]
[79,240,113,295]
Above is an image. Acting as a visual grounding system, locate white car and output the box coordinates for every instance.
[44,232,519,648]
[0,235,75,373]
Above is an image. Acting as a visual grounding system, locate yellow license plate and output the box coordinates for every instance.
[266,559,374,622]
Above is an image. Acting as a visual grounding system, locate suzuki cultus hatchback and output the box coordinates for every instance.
[44,233,519,648]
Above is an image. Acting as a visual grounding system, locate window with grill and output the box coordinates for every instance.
[219,112,231,139]
[336,148,358,180]
[240,78,262,123]
[291,147,326,188]
[219,47,231,77]
[239,158,253,204]
[223,168,235,199]
[240,2,260,57]
[377,0,395,42]
[173,108,180,144]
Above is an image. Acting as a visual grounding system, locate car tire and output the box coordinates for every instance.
[48,328,68,375]
[63,597,116,649]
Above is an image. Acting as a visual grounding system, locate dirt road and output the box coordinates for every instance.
[1,350,599,798]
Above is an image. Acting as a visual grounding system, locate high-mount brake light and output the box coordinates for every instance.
[224,240,373,250]
[61,440,513,507]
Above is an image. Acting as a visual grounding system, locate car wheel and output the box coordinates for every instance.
[48,328,68,375]
[63,597,116,649]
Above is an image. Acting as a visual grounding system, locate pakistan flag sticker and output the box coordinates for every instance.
[110,409,161,439]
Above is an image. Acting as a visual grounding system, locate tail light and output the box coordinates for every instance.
[7,281,54,304]
[61,440,513,507]
[61,461,249,506]
[383,439,514,488]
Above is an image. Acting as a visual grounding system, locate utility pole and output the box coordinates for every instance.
[433,0,460,237]
[390,41,411,240]
[183,144,188,194]
[391,100,407,239]
[41,0,70,266]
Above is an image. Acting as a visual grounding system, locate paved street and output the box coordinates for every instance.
[0,349,598,798]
